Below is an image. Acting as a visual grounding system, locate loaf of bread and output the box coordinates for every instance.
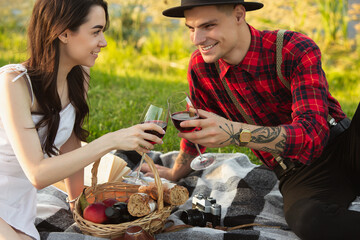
[127,193,157,217]
[138,182,189,206]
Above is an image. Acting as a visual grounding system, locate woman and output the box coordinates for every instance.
[0,0,164,239]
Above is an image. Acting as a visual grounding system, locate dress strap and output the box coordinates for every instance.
[0,64,35,107]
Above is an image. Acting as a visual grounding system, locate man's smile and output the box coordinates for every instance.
[200,42,218,51]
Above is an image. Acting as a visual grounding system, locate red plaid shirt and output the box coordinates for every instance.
[181,24,346,169]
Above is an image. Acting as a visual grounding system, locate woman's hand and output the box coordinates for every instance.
[178,109,240,148]
[111,123,165,153]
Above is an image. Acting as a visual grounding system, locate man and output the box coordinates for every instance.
[140,0,360,238]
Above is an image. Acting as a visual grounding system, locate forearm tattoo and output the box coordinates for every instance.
[219,124,287,154]
[219,123,240,145]
[251,127,281,143]
[259,131,287,155]
[275,132,287,151]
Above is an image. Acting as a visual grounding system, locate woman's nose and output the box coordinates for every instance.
[99,33,107,48]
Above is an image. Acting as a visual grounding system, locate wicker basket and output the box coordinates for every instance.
[73,153,173,238]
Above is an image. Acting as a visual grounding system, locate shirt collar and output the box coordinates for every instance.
[217,24,263,78]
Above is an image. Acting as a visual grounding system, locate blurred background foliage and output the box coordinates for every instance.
[1,0,359,89]
[0,0,359,161]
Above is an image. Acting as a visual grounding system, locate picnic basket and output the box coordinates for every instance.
[73,153,173,238]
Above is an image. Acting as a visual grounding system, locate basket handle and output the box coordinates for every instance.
[89,153,164,210]
[90,159,100,188]
[136,151,164,210]
[89,159,101,202]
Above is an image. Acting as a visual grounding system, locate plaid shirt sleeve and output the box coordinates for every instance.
[280,34,331,164]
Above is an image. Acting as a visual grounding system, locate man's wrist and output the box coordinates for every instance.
[172,151,196,181]
[239,128,251,146]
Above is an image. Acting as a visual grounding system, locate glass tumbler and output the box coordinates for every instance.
[123,225,155,240]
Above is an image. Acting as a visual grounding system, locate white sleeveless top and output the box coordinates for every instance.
[0,64,76,240]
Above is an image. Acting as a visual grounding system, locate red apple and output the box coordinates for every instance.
[83,202,108,224]
[102,198,118,207]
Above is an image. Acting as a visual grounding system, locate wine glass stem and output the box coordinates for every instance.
[194,143,203,159]
[136,153,146,180]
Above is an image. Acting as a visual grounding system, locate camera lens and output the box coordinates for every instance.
[180,209,206,227]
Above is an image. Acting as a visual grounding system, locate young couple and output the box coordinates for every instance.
[0,0,359,239]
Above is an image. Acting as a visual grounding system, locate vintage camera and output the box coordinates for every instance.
[180,193,221,227]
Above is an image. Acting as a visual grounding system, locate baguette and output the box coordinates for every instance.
[138,182,189,206]
[127,193,157,217]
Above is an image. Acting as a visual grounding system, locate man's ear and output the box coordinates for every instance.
[234,4,246,23]
[58,30,69,44]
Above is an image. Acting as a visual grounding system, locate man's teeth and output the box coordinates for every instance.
[91,51,99,55]
[202,43,216,51]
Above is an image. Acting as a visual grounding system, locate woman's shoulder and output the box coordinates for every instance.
[0,64,32,104]
[0,64,28,81]
[0,63,27,72]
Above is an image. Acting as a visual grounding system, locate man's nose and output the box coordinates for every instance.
[191,29,206,46]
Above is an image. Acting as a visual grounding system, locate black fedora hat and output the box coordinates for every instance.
[163,0,264,18]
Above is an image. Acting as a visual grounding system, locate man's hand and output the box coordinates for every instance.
[178,109,242,148]
[138,163,178,181]
[138,151,195,182]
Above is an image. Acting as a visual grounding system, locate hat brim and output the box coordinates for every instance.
[163,1,264,18]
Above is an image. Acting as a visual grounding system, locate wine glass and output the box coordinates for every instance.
[123,104,168,184]
[168,92,216,170]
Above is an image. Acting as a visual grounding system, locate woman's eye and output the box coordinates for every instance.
[94,30,101,35]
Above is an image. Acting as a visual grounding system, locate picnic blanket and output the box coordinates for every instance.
[36,151,360,240]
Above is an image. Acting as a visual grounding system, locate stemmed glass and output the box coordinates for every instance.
[168,92,216,170]
[123,104,168,185]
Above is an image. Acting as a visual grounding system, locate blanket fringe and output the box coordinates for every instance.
[162,220,281,233]
[221,223,282,231]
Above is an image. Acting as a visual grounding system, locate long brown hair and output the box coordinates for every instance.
[25,0,109,156]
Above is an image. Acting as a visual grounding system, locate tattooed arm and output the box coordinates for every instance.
[232,125,287,156]
[144,110,288,181]
[178,109,287,156]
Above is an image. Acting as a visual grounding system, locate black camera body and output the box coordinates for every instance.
[180,193,221,227]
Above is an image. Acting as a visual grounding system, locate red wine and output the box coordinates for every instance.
[171,111,199,133]
[143,120,167,144]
